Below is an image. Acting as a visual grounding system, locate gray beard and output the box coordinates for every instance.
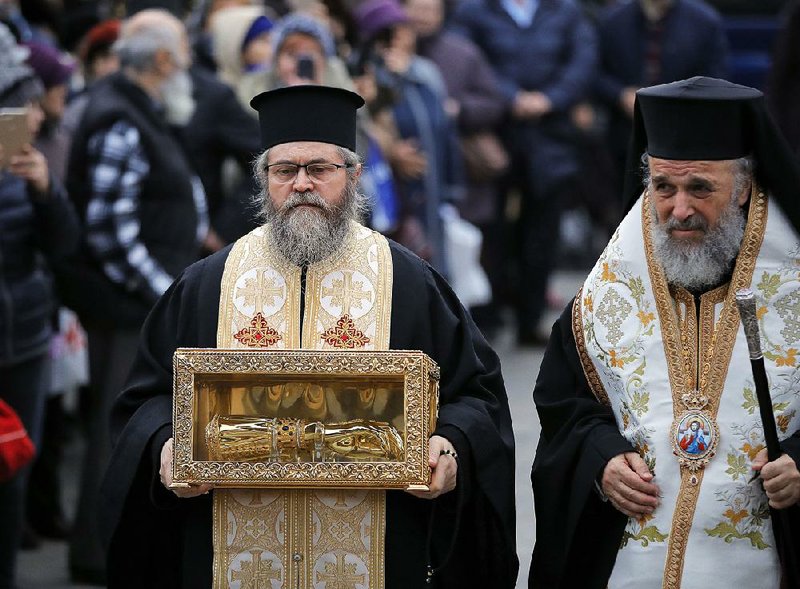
[264,186,358,266]
[161,69,196,126]
[651,199,746,292]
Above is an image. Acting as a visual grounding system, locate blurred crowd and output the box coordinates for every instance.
[1,0,800,586]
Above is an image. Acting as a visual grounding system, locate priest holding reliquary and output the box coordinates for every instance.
[99,84,517,589]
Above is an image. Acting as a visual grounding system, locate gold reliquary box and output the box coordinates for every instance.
[171,348,439,490]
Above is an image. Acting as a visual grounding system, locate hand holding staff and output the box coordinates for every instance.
[736,288,800,588]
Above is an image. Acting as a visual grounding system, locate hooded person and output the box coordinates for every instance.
[209,5,274,90]
[99,84,518,589]
[236,13,355,109]
[25,40,75,182]
[529,76,800,588]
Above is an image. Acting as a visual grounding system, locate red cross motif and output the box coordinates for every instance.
[320,315,370,349]
[233,313,282,347]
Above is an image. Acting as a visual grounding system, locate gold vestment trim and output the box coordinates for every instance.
[572,286,611,406]
[642,187,768,588]
[213,223,393,588]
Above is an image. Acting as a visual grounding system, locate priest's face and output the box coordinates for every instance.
[650,158,749,232]
[649,157,750,290]
[259,141,365,265]
[266,142,353,211]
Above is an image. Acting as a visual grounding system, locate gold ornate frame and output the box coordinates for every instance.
[171,348,439,490]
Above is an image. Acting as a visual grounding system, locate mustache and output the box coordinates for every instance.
[665,214,708,232]
[280,191,334,214]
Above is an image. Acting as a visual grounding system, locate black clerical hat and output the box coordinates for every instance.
[623,76,800,231]
[249,85,365,152]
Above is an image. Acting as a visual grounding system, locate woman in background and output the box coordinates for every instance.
[0,23,79,589]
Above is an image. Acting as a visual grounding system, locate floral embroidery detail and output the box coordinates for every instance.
[741,442,765,461]
[320,315,370,348]
[725,453,748,480]
[601,262,617,282]
[585,245,658,473]
[233,312,282,347]
[621,512,668,548]
[775,348,797,367]
[707,418,771,550]
[741,387,759,415]
[609,349,626,368]
[705,487,771,549]
[637,310,655,326]
[723,508,749,525]
[778,410,797,434]
[750,261,800,439]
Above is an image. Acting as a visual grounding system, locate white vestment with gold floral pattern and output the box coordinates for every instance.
[574,189,800,588]
[213,221,393,589]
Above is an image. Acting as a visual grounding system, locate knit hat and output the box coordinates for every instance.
[271,13,336,58]
[0,22,43,107]
[241,15,273,52]
[353,0,408,42]
[25,41,76,89]
[79,19,121,65]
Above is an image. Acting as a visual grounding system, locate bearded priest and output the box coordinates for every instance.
[530,77,800,589]
[99,85,517,589]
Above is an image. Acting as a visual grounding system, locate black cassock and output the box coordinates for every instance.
[99,240,518,589]
[530,300,800,589]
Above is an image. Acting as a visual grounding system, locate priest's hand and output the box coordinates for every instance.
[160,437,213,498]
[406,435,457,500]
[752,449,800,509]
[601,452,660,518]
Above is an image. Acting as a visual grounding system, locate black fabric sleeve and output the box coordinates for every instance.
[101,252,222,546]
[388,242,518,587]
[529,300,632,589]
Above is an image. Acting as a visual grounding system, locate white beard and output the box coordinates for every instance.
[161,69,195,126]
[265,189,355,266]
[651,199,746,291]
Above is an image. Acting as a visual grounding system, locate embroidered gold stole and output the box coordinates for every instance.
[573,189,800,588]
[213,221,393,588]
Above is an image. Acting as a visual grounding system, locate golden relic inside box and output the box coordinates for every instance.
[171,349,439,490]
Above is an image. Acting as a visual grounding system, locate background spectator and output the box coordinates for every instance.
[209,5,274,87]
[404,0,506,319]
[594,0,728,197]
[238,12,354,105]
[27,41,77,182]
[356,0,462,274]
[0,22,79,588]
[21,37,79,551]
[766,0,800,160]
[452,0,597,345]
[62,19,122,137]
[178,61,263,246]
[61,10,207,582]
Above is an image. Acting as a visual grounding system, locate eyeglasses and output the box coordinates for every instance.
[266,162,351,183]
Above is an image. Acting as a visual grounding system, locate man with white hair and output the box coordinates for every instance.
[63,9,208,583]
[100,85,517,589]
[530,77,800,588]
